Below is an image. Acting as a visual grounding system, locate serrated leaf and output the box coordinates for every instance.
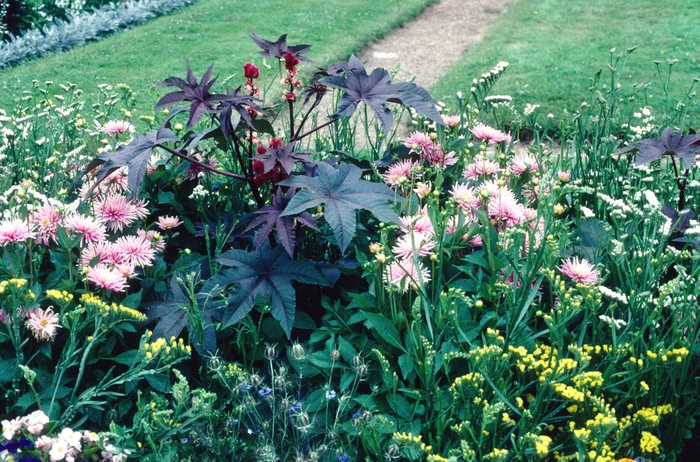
[279,162,400,253]
[81,128,178,196]
[319,55,444,133]
[249,32,313,62]
[364,312,406,353]
[246,188,317,257]
[156,64,227,129]
[215,244,330,337]
[614,127,700,167]
[398,354,414,380]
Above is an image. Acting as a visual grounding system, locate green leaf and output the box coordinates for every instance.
[338,336,359,363]
[0,358,16,383]
[145,373,171,393]
[364,313,406,353]
[109,350,140,366]
[215,243,330,337]
[280,162,400,253]
[340,371,355,391]
[304,388,328,413]
[398,354,414,380]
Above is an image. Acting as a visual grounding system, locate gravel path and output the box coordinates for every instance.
[358,0,516,89]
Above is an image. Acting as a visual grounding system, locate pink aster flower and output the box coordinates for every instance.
[413,181,432,198]
[509,152,540,175]
[463,157,501,180]
[25,307,61,341]
[383,159,420,187]
[157,215,183,230]
[442,114,461,128]
[102,120,135,136]
[86,264,127,292]
[0,218,35,245]
[558,257,599,284]
[392,231,436,258]
[384,256,431,291]
[558,171,571,183]
[132,199,150,220]
[34,203,62,246]
[93,194,137,232]
[470,123,511,144]
[403,132,431,150]
[64,214,107,244]
[113,235,155,267]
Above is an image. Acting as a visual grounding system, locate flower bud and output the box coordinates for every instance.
[265,345,277,360]
[291,342,305,360]
[331,350,341,361]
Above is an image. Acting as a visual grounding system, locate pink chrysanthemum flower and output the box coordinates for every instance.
[383,159,420,187]
[25,307,61,341]
[470,123,511,144]
[81,241,117,268]
[450,184,481,214]
[392,232,436,258]
[488,188,524,229]
[422,143,457,167]
[399,214,435,236]
[64,214,107,244]
[384,256,431,292]
[413,181,432,199]
[0,218,36,245]
[93,194,137,232]
[116,263,137,279]
[114,235,155,267]
[132,199,150,220]
[463,157,501,180]
[33,203,62,246]
[157,215,183,230]
[442,115,461,128]
[102,120,135,136]
[86,263,127,292]
[558,257,599,284]
[137,229,165,253]
[509,152,540,175]
[403,132,431,150]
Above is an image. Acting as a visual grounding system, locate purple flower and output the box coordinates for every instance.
[259,387,273,397]
[289,402,302,412]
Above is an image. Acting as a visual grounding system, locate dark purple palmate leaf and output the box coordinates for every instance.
[319,55,444,133]
[253,141,313,174]
[81,127,179,196]
[249,32,313,62]
[245,188,318,257]
[279,162,400,253]
[615,127,700,168]
[214,243,330,337]
[218,86,263,141]
[661,205,696,233]
[155,64,227,129]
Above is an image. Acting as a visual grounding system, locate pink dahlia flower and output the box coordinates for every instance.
[384,256,431,291]
[391,231,436,258]
[463,157,501,180]
[470,123,511,144]
[383,159,420,187]
[86,264,127,292]
[93,194,137,233]
[0,218,36,245]
[34,203,62,246]
[442,115,461,128]
[113,235,155,267]
[102,120,135,136]
[509,152,540,175]
[64,214,107,244]
[157,215,183,230]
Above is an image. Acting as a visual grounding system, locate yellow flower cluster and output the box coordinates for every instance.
[468,344,503,364]
[532,434,551,457]
[484,448,509,462]
[80,293,146,322]
[639,431,661,454]
[572,371,604,389]
[46,289,72,304]
[515,344,578,380]
[142,333,192,361]
[624,404,673,429]
[0,278,34,301]
[391,432,432,452]
[426,455,449,462]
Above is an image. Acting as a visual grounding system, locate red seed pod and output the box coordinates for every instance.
[256,145,267,155]
[243,62,260,79]
[252,160,265,174]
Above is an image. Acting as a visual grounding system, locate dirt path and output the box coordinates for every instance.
[357,0,516,89]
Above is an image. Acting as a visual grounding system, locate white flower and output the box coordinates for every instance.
[580,206,596,218]
[599,314,627,330]
[50,438,70,460]
[60,427,83,448]
[2,417,21,440]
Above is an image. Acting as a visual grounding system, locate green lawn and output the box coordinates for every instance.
[431,0,700,124]
[0,0,435,117]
